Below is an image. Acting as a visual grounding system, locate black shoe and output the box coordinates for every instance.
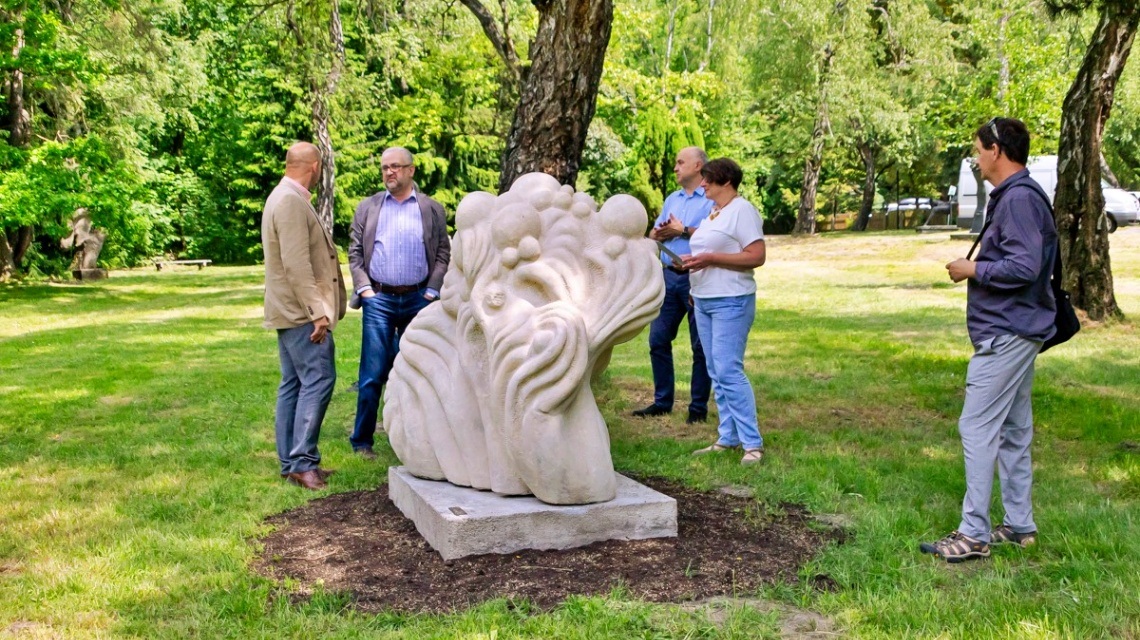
[686,411,708,424]
[354,447,377,460]
[632,404,671,417]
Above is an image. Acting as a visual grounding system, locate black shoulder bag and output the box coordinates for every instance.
[1040,241,1080,352]
[965,188,1080,353]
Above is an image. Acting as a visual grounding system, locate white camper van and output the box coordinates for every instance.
[953,155,1139,232]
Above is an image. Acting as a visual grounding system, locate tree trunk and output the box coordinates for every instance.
[460,0,522,87]
[497,0,613,192]
[1100,153,1121,187]
[664,0,679,71]
[1,13,32,280]
[0,234,13,282]
[852,139,875,231]
[1054,2,1139,321]
[996,11,1011,107]
[794,47,833,236]
[11,226,31,265]
[697,0,715,72]
[312,0,345,235]
[6,19,30,147]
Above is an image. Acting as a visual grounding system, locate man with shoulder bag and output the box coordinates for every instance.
[921,117,1078,563]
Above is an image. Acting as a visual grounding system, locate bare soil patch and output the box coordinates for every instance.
[255,476,844,614]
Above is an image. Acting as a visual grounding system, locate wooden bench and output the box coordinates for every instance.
[154,259,212,271]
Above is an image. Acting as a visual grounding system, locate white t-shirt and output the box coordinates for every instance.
[689,196,765,299]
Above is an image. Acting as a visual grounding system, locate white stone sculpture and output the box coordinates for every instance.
[385,173,665,505]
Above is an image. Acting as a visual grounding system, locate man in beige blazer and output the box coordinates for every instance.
[262,141,347,490]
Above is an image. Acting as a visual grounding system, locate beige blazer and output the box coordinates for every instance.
[262,179,347,330]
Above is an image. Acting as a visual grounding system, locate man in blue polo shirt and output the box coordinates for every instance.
[632,146,714,424]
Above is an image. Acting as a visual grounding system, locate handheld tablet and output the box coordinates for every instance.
[656,241,686,269]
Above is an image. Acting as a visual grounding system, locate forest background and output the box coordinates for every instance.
[1,0,1136,279]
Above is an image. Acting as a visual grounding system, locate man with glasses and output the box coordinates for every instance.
[347,147,451,459]
[921,117,1057,562]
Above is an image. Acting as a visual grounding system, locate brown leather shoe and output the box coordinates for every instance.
[285,470,327,491]
[281,468,335,480]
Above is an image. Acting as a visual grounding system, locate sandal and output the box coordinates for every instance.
[692,443,739,456]
[741,449,764,465]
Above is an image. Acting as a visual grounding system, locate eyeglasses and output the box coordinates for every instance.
[381,163,412,173]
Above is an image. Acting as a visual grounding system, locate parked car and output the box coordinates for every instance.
[952,155,1139,233]
[885,197,933,213]
[883,197,953,225]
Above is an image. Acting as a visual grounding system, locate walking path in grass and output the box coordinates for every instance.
[1,229,1138,638]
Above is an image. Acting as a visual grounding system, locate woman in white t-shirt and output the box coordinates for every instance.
[681,158,766,465]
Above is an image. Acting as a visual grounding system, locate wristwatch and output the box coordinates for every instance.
[680,226,691,239]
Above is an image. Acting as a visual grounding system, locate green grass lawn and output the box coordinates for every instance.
[1,229,1138,639]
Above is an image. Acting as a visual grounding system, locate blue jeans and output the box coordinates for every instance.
[276,323,336,475]
[693,294,762,450]
[648,269,711,414]
[351,290,431,450]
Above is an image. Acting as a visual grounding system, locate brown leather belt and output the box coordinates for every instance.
[372,279,427,295]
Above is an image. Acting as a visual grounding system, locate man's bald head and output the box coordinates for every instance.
[678,146,709,165]
[286,142,321,167]
[284,142,322,190]
[674,146,708,192]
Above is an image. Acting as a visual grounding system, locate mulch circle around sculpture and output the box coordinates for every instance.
[255,476,845,614]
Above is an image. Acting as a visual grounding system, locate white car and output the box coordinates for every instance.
[885,197,933,213]
[954,156,1139,232]
[1103,185,1139,231]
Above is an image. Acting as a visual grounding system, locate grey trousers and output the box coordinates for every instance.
[957,334,1040,542]
[275,323,336,475]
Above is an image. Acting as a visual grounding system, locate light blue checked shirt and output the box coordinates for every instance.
[369,191,429,287]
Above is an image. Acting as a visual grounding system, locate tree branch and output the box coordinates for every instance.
[459,0,522,87]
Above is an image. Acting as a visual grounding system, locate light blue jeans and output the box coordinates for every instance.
[693,293,763,450]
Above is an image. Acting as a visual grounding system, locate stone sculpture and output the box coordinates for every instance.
[60,208,107,280]
[385,173,665,505]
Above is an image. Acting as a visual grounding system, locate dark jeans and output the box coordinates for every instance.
[275,322,336,475]
[351,289,431,450]
[648,268,711,414]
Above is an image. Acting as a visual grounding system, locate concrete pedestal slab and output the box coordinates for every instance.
[388,466,677,561]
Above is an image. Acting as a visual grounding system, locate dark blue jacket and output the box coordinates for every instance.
[967,169,1057,344]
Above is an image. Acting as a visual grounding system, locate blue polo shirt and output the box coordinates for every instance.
[655,187,714,266]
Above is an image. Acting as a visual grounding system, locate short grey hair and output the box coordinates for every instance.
[383,146,415,166]
[679,146,709,166]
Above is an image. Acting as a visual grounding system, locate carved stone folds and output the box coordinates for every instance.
[385,173,664,505]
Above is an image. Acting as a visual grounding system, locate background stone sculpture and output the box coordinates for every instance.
[60,208,107,280]
[385,173,665,505]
